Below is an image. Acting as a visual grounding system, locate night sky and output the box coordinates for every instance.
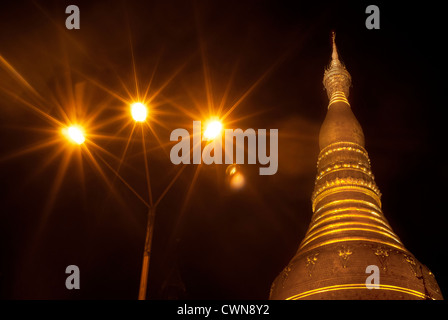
[0,0,446,300]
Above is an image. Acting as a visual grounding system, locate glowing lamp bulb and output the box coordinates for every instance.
[131,102,148,122]
[65,126,85,145]
[204,120,222,140]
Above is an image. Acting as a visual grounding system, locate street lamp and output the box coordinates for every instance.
[137,116,226,299]
[129,100,153,300]
[128,108,228,299]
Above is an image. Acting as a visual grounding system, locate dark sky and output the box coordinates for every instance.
[0,0,446,300]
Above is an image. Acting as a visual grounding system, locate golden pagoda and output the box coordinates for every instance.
[269,33,443,300]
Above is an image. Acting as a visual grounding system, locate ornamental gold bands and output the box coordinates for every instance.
[286,283,432,300]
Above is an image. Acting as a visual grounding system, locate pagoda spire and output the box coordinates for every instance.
[323,31,352,106]
[269,33,443,300]
[319,32,363,150]
[331,31,338,60]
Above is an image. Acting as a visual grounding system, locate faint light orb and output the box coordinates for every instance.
[63,126,85,145]
[226,164,245,190]
[131,102,148,122]
[204,120,222,140]
[230,172,245,190]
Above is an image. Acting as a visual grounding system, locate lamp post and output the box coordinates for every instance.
[137,116,226,299]
[127,101,156,300]
[138,205,156,300]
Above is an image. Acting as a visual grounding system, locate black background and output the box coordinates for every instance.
[0,0,446,300]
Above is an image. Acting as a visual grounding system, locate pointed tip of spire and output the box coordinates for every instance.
[331,31,339,61]
[323,31,351,99]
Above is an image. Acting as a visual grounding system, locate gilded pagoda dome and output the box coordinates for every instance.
[269,33,443,300]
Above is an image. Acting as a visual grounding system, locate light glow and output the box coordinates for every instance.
[230,172,245,190]
[226,164,245,190]
[63,126,85,145]
[131,102,148,122]
[203,120,222,140]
